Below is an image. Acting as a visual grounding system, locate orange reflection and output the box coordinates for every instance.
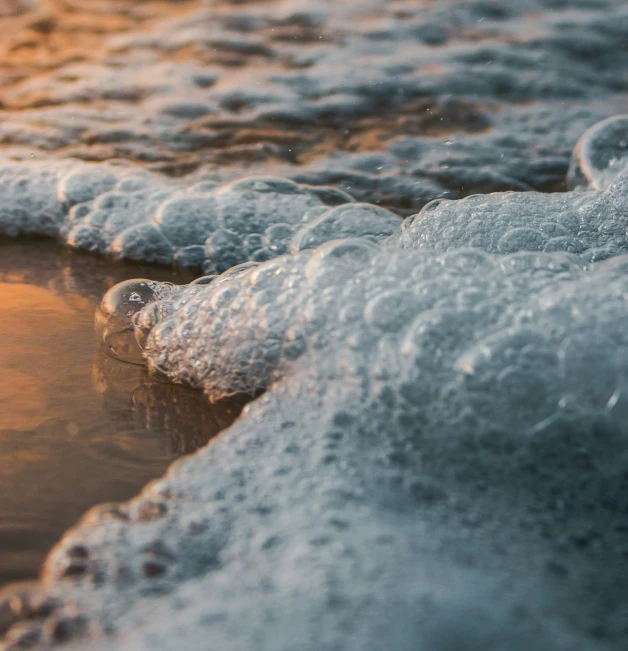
[0,282,92,431]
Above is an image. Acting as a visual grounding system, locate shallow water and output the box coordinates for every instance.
[0,240,245,586]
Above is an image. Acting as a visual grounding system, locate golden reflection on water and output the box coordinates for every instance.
[0,241,244,586]
[0,282,93,431]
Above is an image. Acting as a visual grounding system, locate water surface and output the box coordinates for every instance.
[0,240,244,586]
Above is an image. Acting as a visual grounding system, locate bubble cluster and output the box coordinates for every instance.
[398,168,628,262]
[32,237,628,649]
[133,239,628,447]
[0,160,366,269]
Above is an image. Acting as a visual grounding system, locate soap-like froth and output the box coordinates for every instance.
[398,169,628,261]
[15,238,628,650]
[134,241,627,443]
[0,159,363,269]
[5,113,628,273]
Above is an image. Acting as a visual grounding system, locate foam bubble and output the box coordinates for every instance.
[97,279,178,364]
[568,115,628,191]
